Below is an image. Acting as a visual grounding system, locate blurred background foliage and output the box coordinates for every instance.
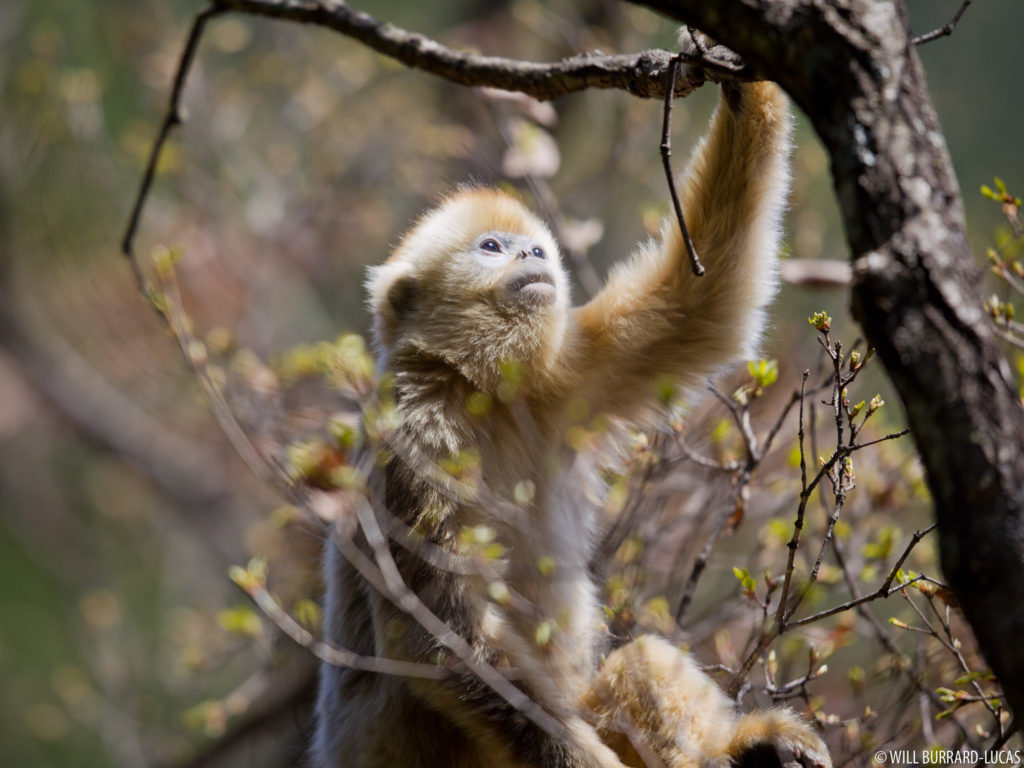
[1,1,1023,766]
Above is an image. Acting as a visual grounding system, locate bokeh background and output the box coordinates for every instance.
[2,1,1023,766]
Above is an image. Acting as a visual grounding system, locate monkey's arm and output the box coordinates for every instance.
[570,82,790,418]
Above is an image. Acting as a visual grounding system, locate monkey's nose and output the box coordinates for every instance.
[517,250,529,260]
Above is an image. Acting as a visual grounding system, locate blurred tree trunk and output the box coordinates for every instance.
[636,0,1024,722]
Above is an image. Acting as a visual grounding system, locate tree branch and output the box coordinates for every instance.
[212,0,733,100]
[912,0,973,46]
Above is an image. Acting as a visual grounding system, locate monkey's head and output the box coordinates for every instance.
[367,188,571,394]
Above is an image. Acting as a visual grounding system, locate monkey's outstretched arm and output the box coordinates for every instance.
[571,82,791,418]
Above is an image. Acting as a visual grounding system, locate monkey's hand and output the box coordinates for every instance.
[572,73,791,422]
[678,28,744,78]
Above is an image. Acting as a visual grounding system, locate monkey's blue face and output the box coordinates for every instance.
[469,231,559,307]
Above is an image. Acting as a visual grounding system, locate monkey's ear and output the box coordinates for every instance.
[366,260,418,348]
[385,274,417,316]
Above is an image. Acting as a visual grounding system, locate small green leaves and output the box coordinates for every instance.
[733,359,778,404]
[439,447,481,481]
[229,558,267,594]
[981,177,1011,202]
[514,479,536,506]
[809,310,832,333]
[536,555,557,577]
[487,581,510,604]
[285,437,343,488]
[151,243,184,279]
[642,596,671,630]
[747,358,778,389]
[294,599,322,631]
[462,524,495,545]
[217,605,262,638]
[935,686,969,704]
[274,333,375,392]
[534,619,557,647]
[466,391,493,417]
[459,525,505,560]
[497,359,524,402]
[863,525,898,560]
[867,394,884,416]
[733,566,756,594]
[984,293,1016,325]
[654,373,679,406]
[327,415,360,450]
[183,699,230,737]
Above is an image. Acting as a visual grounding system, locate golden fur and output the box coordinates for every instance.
[313,81,830,768]
[583,636,830,768]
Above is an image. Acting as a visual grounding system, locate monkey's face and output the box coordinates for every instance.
[368,189,572,390]
[461,230,562,310]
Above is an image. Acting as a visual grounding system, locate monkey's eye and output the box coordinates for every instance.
[480,238,502,253]
[530,246,546,260]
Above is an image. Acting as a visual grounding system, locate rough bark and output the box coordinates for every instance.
[207,0,718,101]
[635,0,1024,722]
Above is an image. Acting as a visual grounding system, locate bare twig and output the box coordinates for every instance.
[785,523,936,629]
[775,372,810,628]
[211,0,731,99]
[660,53,704,277]
[675,372,804,623]
[121,6,223,276]
[240,574,446,680]
[779,258,852,288]
[165,657,316,768]
[760,386,805,458]
[342,501,574,746]
[158,266,288,493]
[675,440,740,472]
[911,0,973,46]
[675,466,751,622]
[120,0,745,293]
[830,533,978,746]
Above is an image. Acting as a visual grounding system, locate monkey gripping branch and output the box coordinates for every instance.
[124,0,1024,728]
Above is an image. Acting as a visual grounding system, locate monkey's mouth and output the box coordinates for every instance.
[507,271,556,295]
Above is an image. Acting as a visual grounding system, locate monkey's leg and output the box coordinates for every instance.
[728,710,831,768]
[582,636,831,768]
[582,635,735,768]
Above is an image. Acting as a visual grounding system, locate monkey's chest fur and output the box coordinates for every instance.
[316,362,605,765]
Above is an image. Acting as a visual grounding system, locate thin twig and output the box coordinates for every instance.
[210,0,737,99]
[911,0,973,45]
[675,440,741,471]
[848,428,912,453]
[675,467,751,622]
[660,53,704,276]
[775,372,810,628]
[760,386,804,458]
[785,524,936,629]
[243,578,447,679]
[993,327,1024,351]
[159,267,287,492]
[830,534,978,746]
[344,499,574,748]
[121,6,223,274]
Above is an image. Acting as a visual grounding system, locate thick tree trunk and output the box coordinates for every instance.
[636,0,1024,721]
